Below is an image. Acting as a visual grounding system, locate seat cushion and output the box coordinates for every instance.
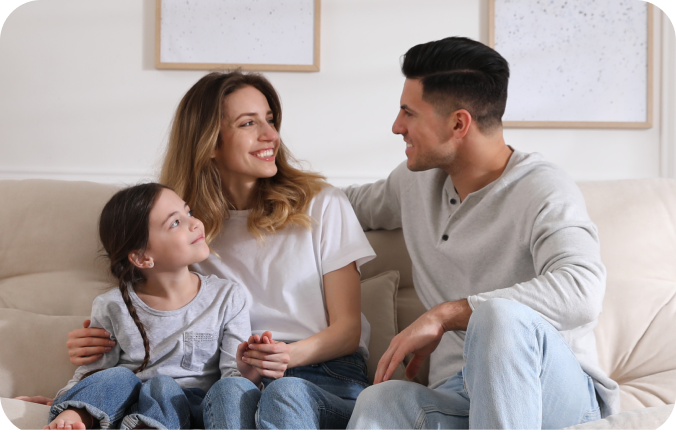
[0,308,87,398]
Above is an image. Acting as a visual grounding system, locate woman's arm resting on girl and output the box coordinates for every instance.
[67,319,116,366]
[245,262,362,373]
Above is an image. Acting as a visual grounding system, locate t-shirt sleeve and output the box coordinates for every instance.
[56,294,122,397]
[219,283,251,379]
[315,187,377,274]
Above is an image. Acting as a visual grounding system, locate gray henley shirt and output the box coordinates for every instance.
[344,148,620,417]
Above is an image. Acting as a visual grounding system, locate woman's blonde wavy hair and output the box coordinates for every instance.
[160,71,327,242]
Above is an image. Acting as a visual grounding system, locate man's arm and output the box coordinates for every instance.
[373,299,472,384]
[341,162,407,231]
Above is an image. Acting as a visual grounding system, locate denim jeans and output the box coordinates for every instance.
[203,351,369,429]
[347,298,602,429]
[49,367,206,429]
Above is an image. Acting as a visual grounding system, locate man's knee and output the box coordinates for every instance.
[468,298,540,336]
[348,381,421,429]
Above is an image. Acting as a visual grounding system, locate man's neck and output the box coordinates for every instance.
[442,133,512,202]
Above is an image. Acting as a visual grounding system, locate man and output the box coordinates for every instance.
[343,36,619,429]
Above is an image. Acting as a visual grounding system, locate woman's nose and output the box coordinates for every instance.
[261,122,279,142]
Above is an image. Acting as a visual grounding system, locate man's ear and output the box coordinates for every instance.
[450,109,473,139]
[129,251,154,269]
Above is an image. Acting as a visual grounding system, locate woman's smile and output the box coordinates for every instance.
[251,147,275,161]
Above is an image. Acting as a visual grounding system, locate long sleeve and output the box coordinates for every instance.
[467,175,606,332]
[218,284,250,379]
[342,161,407,231]
[56,300,121,397]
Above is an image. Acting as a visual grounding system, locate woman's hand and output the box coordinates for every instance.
[243,331,290,379]
[67,320,116,366]
[14,395,53,406]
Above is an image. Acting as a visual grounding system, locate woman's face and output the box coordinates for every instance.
[212,85,280,185]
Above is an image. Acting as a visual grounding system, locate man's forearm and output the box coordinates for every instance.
[429,299,473,332]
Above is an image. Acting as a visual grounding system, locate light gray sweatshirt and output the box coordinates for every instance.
[57,273,250,396]
[343,148,620,417]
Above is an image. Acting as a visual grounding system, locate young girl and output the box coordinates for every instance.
[45,183,254,430]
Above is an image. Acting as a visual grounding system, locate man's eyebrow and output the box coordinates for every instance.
[234,110,274,121]
[163,203,190,226]
[401,104,415,113]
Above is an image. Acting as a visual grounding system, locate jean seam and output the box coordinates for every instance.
[318,405,352,420]
[414,409,427,430]
[320,363,370,388]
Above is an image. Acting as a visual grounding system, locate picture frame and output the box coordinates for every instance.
[155,0,321,72]
[488,0,653,129]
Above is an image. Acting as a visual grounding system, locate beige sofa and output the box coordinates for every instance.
[0,178,674,430]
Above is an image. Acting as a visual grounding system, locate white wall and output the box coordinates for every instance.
[0,0,674,186]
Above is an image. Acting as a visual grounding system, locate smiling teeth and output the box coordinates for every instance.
[406,144,413,148]
[254,149,274,158]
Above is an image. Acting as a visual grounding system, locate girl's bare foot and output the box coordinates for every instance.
[43,408,92,430]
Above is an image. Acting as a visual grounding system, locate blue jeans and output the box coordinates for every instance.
[347,298,602,429]
[203,352,369,429]
[49,367,206,429]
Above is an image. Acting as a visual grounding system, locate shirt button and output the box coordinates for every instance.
[442,235,449,241]
[450,198,457,205]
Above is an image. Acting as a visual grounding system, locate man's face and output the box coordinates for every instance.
[392,78,455,172]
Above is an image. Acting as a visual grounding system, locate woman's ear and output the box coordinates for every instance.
[128,251,154,269]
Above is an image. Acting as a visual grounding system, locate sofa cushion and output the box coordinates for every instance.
[0,308,86,399]
[579,180,676,411]
[0,180,117,317]
[360,271,405,384]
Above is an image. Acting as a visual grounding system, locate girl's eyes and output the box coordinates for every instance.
[169,210,193,228]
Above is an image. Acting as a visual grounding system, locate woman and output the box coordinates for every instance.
[63,71,375,429]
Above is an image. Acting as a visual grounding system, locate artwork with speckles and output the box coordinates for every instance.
[158,0,317,70]
[493,0,650,125]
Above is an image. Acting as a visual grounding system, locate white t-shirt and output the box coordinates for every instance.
[192,186,376,359]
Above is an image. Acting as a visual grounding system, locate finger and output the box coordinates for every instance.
[242,349,289,362]
[242,356,287,372]
[68,327,110,340]
[373,346,397,384]
[72,354,104,366]
[82,319,91,328]
[68,344,113,357]
[261,331,273,342]
[247,343,286,354]
[382,349,407,382]
[405,354,425,380]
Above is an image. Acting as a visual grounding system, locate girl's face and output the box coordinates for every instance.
[211,85,280,185]
[143,189,210,270]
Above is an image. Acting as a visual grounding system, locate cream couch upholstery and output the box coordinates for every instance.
[0,178,674,430]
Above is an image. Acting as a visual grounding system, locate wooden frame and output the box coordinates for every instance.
[155,0,321,72]
[488,0,653,129]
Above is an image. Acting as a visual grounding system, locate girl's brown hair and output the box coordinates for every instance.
[94,183,170,375]
[160,71,327,242]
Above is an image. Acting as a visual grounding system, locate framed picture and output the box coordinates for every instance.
[488,0,653,129]
[155,0,320,72]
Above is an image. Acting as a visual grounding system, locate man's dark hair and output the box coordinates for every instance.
[402,36,510,133]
